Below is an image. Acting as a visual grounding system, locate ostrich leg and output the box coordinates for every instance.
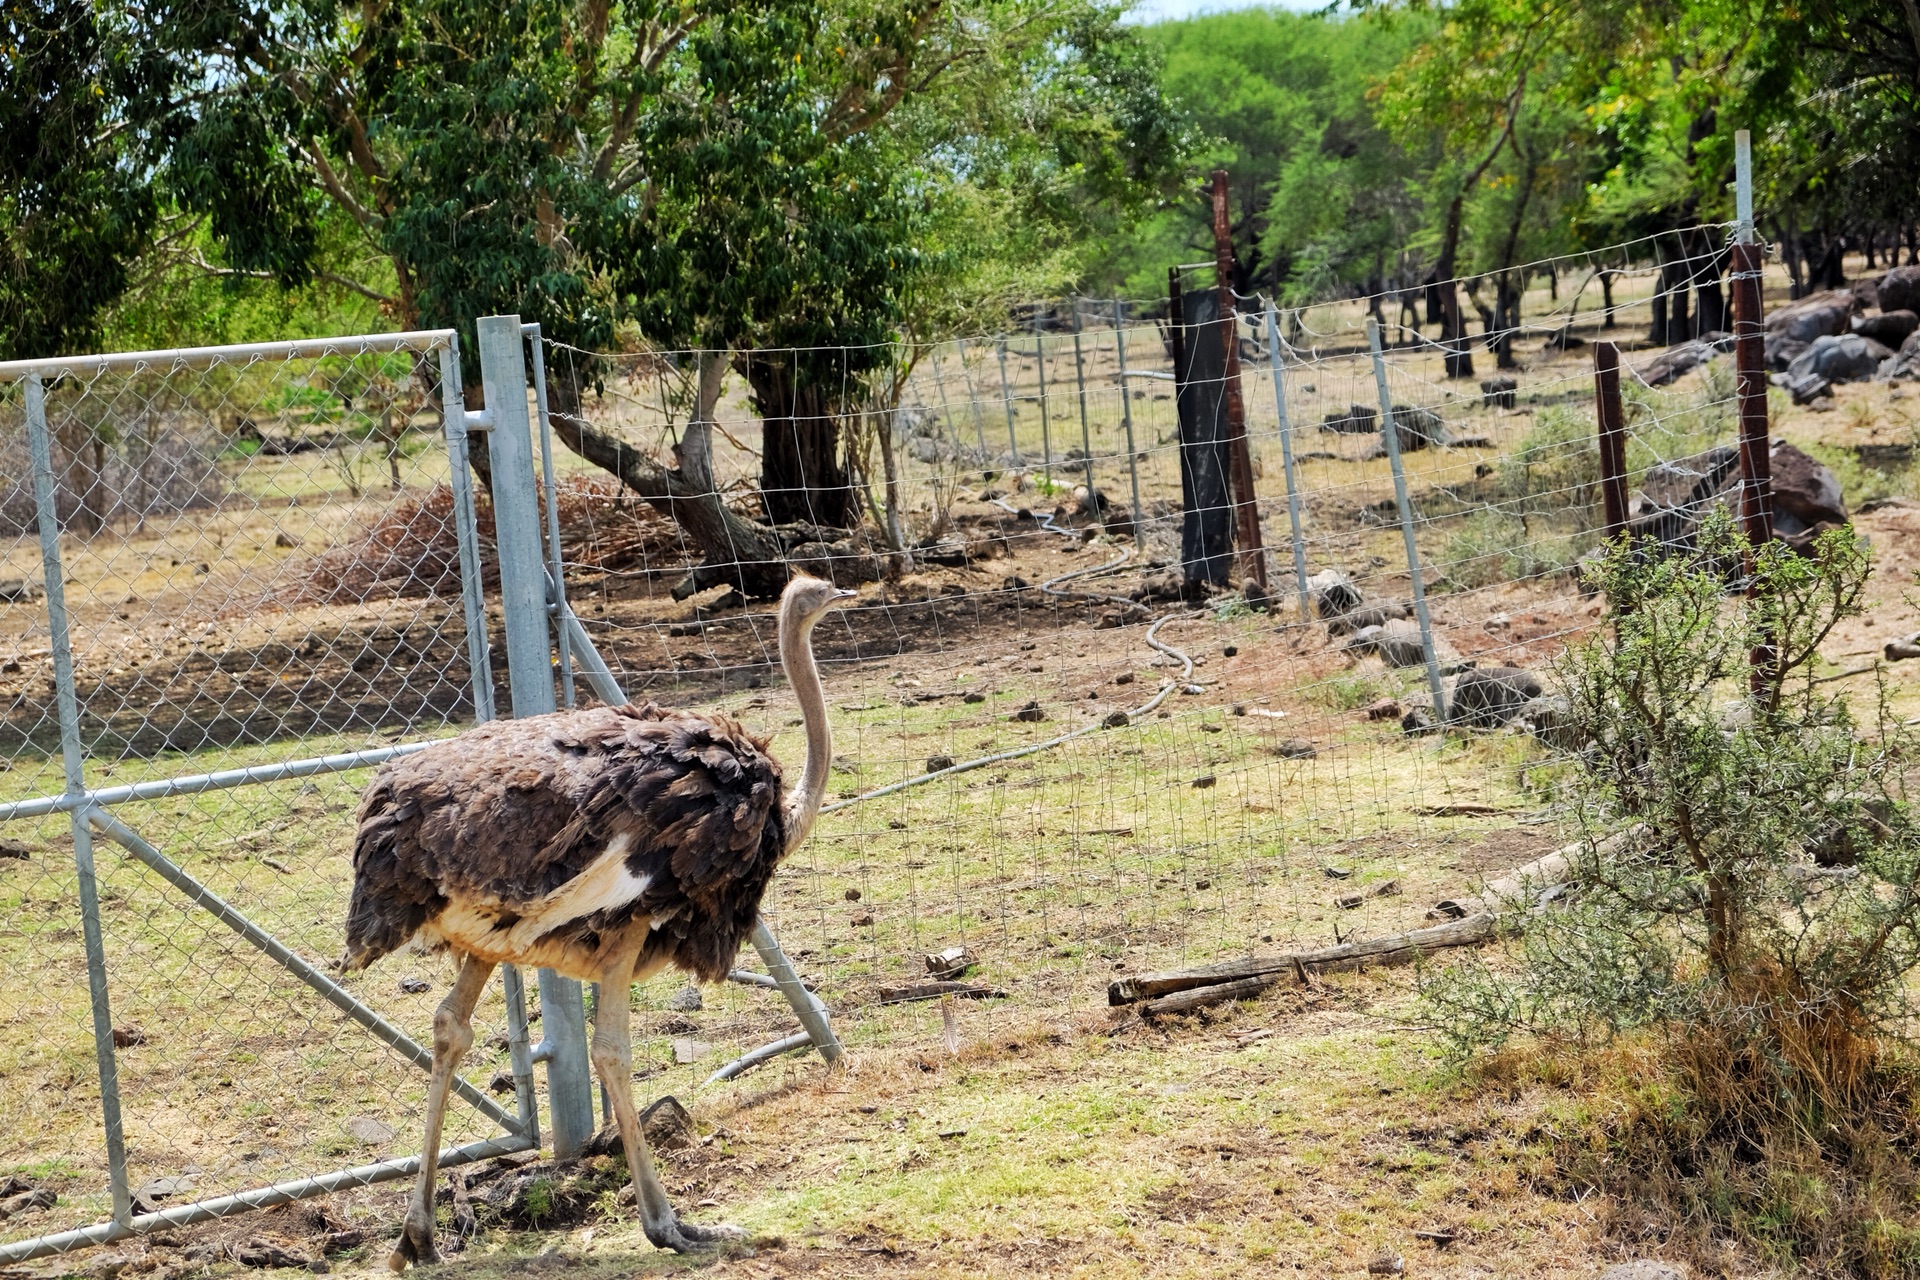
[390,953,496,1270]
[592,952,746,1252]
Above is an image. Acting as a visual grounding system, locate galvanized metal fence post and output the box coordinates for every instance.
[1033,321,1053,485]
[1070,300,1096,503]
[1110,300,1145,549]
[957,338,989,463]
[26,373,133,1228]
[1263,301,1310,619]
[474,314,597,1158]
[996,339,1021,468]
[438,342,497,725]
[1365,318,1447,723]
[524,324,574,709]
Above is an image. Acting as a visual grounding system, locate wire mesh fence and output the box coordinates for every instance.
[0,221,1836,1260]
[0,332,536,1259]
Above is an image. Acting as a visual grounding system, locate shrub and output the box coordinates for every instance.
[1425,510,1920,1275]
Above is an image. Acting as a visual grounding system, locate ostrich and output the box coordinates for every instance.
[340,575,854,1268]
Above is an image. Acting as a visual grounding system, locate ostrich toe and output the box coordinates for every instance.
[643,1214,746,1253]
[386,1211,439,1270]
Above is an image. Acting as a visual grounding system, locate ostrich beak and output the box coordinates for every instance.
[834,589,858,602]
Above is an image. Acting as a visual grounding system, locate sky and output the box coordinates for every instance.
[1127,0,1325,20]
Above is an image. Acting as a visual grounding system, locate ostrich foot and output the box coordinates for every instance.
[643,1214,747,1253]
[386,1208,439,1271]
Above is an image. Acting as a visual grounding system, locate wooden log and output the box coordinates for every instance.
[1113,913,1496,1007]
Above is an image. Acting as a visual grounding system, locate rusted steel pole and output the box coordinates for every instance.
[1211,169,1268,591]
[1593,341,1630,542]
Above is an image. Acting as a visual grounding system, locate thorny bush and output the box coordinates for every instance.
[1425,509,1920,1276]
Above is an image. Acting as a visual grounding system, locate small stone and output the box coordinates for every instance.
[111,1025,146,1048]
[1102,711,1130,728]
[1012,703,1046,722]
[672,1039,714,1065]
[344,1116,396,1146]
[1231,703,1246,716]
[1195,879,1211,890]
[274,532,297,549]
[398,976,431,994]
[962,691,986,703]
[1223,645,1238,657]
[1365,697,1402,721]
[665,985,703,1013]
[1200,722,1223,733]
[1114,672,1135,685]
[1597,1265,1685,1280]
[845,887,863,902]
[1401,707,1435,735]
[1366,1255,1404,1276]
[1272,739,1317,759]
[850,911,874,926]
[641,1095,697,1150]
[926,754,956,772]
[1192,774,1216,788]
[488,1070,514,1095]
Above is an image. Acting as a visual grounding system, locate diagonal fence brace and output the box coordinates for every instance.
[81,805,526,1137]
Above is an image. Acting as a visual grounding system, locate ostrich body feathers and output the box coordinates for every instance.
[342,702,786,983]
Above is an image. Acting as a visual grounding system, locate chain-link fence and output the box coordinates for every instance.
[0,331,539,1261]
[2,216,1857,1260]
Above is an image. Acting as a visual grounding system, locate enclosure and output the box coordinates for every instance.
[2,220,1915,1276]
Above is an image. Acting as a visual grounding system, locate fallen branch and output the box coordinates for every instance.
[1111,912,1497,1009]
[874,981,1007,1005]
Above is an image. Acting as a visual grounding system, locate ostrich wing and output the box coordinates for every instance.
[344,703,786,980]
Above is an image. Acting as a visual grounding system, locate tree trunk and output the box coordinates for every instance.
[1693,230,1728,335]
[740,353,856,528]
[1601,269,1616,328]
[1436,192,1475,379]
[545,355,790,599]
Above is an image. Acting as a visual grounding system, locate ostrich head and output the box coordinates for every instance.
[779,574,857,632]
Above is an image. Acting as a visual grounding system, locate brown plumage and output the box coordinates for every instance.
[343,702,786,983]
[345,574,854,1268]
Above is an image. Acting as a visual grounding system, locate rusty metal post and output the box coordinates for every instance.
[1211,169,1268,592]
[1593,341,1630,542]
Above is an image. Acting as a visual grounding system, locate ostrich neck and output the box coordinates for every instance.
[780,618,832,850]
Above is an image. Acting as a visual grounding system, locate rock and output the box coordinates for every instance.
[1786,333,1893,385]
[788,537,885,585]
[1011,702,1046,723]
[228,1237,318,1270]
[399,976,431,994]
[1374,618,1431,668]
[1102,710,1130,728]
[1241,579,1269,612]
[1450,667,1545,728]
[1320,404,1378,434]
[0,579,43,603]
[845,887,862,901]
[1271,738,1317,759]
[1879,265,1920,315]
[1765,288,1856,344]
[1401,707,1436,735]
[1768,440,1850,550]
[1880,329,1920,381]
[1366,1253,1405,1275]
[1328,602,1411,636]
[1628,441,1845,555]
[640,1095,697,1150]
[1597,1263,1685,1280]
[671,1038,714,1065]
[925,753,956,772]
[1480,376,1517,409]
[926,945,975,979]
[1131,570,1185,604]
[665,985,703,1013]
[0,838,30,860]
[0,1188,56,1219]
[1632,340,1721,387]
[1191,774,1216,788]
[1365,697,1401,721]
[1786,370,1833,404]
[1389,404,1453,451]
[1764,332,1810,371]
[488,1069,515,1094]
[111,1025,146,1048]
[1854,309,1919,348]
[344,1115,396,1146]
[1886,634,1920,661]
[1305,568,1362,618]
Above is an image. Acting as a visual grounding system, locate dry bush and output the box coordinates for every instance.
[293,476,692,606]
[1426,511,1920,1277]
